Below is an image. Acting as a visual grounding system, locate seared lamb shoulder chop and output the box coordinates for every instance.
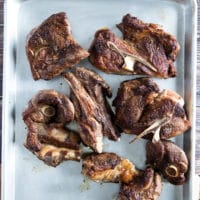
[117,167,162,200]
[63,67,120,153]
[113,78,160,133]
[133,89,191,140]
[25,124,81,167]
[82,152,135,183]
[22,90,81,167]
[89,29,159,76]
[113,78,191,140]
[117,14,180,78]
[82,152,162,200]
[146,140,188,185]
[26,12,89,80]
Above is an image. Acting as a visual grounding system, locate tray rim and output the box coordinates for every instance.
[1,0,198,199]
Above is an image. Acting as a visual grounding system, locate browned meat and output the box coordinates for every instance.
[63,67,120,153]
[22,90,81,167]
[89,29,159,76]
[26,12,89,80]
[23,90,75,126]
[117,167,162,200]
[117,14,180,78]
[113,78,160,132]
[24,124,81,167]
[82,152,162,199]
[113,78,191,140]
[146,140,188,185]
[137,89,191,140]
[82,153,135,183]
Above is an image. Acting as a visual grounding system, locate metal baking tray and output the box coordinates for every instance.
[2,0,197,199]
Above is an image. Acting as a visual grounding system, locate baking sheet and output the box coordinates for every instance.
[2,0,197,199]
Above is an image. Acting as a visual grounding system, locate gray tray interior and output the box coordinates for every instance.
[2,0,197,200]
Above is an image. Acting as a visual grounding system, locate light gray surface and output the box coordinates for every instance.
[2,0,197,199]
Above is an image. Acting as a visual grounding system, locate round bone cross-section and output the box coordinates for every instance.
[23,90,75,126]
[22,90,81,167]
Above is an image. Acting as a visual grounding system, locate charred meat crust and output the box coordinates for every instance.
[26,12,89,80]
[117,14,179,62]
[117,168,162,200]
[117,14,180,78]
[34,144,81,167]
[63,71,104,153]
[146,140,188,185]
[82,152,136,183]
[37,127,81,150]
[89,29,160,76]
[22,90,81,167]
[63,67,120,153]
[75,67,112,97]
[139,90,191,139]
[89,21,179,78]
[23,89,75,126]
[89,29,133,74]
[113,78,191,140]
[82,152,122,182]
[82,153,162,199]
[113,78,160,129]
[24,122,82,167]
[82,153,122,171]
